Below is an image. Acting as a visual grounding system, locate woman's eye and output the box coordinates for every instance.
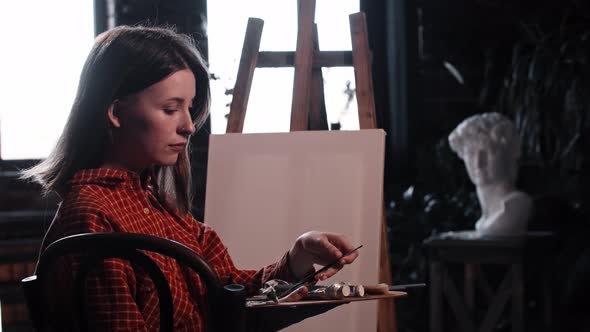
[164,109,177,114]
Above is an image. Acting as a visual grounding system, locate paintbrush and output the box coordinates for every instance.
[278,244,363,299]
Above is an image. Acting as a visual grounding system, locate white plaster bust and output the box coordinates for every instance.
[448,112,533,237]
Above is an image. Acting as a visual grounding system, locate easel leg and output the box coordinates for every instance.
[511,262,524,332]
[349,12,377,129]
[430,260,442,332]
[226,18,264,134]
[308,24,329,130]
[378,212,397,332]
[290,0,316,131]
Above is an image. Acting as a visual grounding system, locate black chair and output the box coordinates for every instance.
[21,232,246,332]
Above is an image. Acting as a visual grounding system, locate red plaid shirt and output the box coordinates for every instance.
[41,168,296,331]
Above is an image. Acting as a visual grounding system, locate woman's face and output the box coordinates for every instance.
[106,68,196,172]
[463,142,512,186]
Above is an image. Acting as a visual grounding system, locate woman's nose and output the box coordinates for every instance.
[178,110,196,136]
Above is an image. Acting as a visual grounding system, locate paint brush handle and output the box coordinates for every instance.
[363,282,427,294]
[389,283,426,291]
[363,283,389,294]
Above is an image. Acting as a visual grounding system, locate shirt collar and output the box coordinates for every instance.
[68,168,152,191]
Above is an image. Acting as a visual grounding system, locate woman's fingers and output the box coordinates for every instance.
[279,285,309,303]
[317,235,344,260]
[324,233,359,264]
[339,249,359,265]
[312,233,359,264]
[314,265,343,281]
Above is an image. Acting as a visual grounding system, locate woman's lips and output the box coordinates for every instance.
[169,143,186,152]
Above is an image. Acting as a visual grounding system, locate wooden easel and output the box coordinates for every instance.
[225,1,396,331]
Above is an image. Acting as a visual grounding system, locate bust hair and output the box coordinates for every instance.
[21,25,210,215]
[448,112,521,161]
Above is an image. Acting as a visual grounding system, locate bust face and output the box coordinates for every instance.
[463,143,512,186]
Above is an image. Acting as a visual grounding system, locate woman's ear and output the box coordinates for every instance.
[107,100,121,128]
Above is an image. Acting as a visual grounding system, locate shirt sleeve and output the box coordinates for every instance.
[43,202,148,332]
[196,222,301,295]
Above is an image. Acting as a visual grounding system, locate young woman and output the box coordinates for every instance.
[22,25,358,331]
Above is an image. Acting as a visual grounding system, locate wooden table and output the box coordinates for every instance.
[424,231,555,332]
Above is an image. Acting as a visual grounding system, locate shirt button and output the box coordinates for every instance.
[143,208,150,214]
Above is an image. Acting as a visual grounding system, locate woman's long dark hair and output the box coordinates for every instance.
[21,25,210,215]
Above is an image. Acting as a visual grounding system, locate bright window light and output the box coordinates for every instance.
[0,1,94,160]
[207,0,360,134]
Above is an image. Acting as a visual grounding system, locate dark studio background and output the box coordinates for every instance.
[1,0,589,331]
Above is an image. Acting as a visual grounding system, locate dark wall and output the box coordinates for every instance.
[363,0,417,199]
[368,0,590,331]
[362,0,510,198]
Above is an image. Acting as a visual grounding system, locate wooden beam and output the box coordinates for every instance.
[511,263,524,332]
[257,51,353,68]
[479,272,513,332]
[290,0,316,131]
[226,18,264,133]
[430,261,442,332]
[442,266,475,332]
[308,24,328,130]
[378,211,397,332]
[349,12,377,129]
[465,263,475,314]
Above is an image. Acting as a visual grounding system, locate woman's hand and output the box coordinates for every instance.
[288,231,359,281]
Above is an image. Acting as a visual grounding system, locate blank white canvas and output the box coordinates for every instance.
[204,129,386,332]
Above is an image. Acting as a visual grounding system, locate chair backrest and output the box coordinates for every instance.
[21,232,246,332]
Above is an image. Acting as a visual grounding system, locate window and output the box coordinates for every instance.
[207,0,360,134]
[0,1,94,160]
